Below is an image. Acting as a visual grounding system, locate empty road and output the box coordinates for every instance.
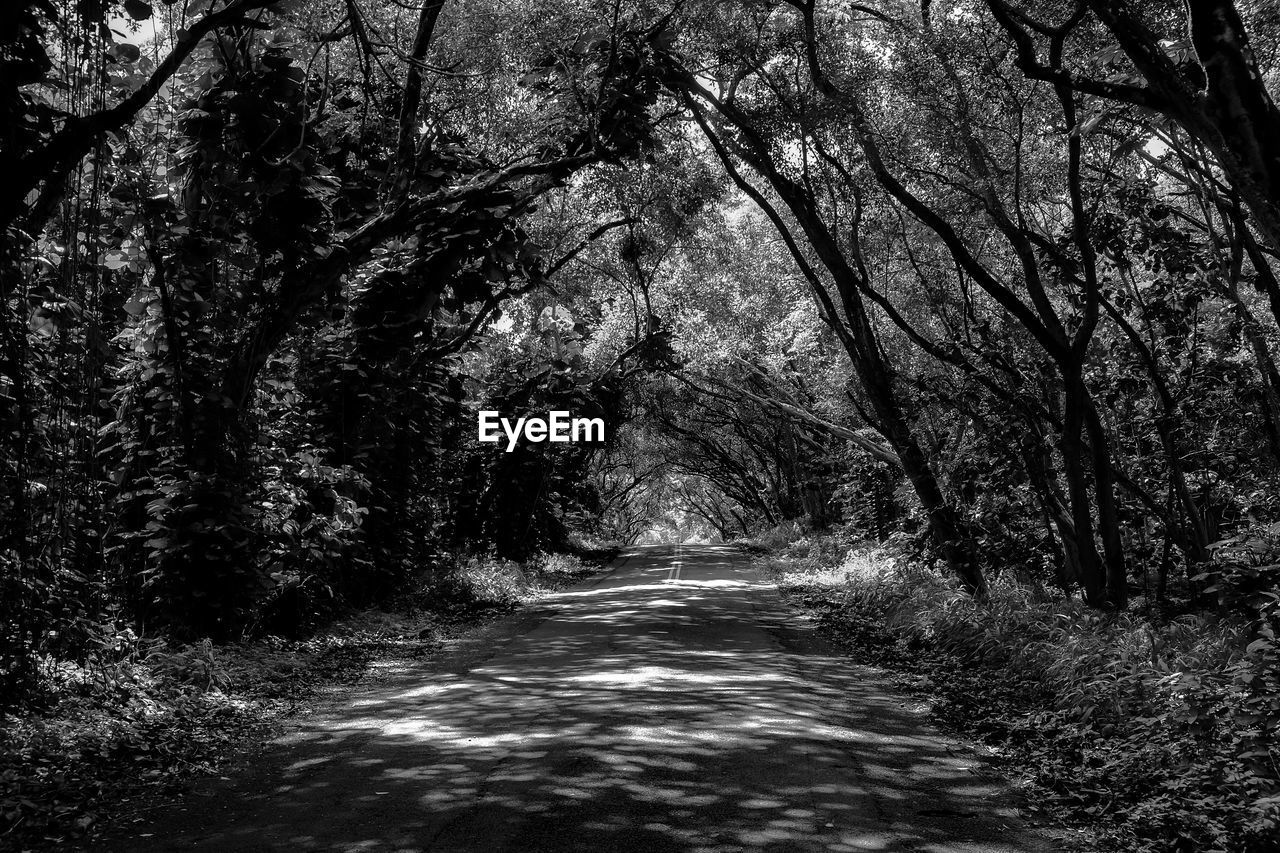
[111,545,1059,852]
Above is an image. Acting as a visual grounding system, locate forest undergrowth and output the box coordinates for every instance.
[755,529,1280,853]
[0,550,610,852]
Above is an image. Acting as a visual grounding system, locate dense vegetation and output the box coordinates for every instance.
[3,0,1280,849]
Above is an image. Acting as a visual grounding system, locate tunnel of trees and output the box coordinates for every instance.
[4,0,1280,803]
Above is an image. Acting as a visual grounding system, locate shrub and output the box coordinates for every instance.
[735,520,806,553]
[534,552,586,576]
[773,533,1280,853]
[458,557,529,604]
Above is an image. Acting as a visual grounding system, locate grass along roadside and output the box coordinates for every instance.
[1,549,613,852]
[758,533,1280,853]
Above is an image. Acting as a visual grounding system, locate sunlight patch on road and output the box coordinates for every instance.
[551,582,685,598]
[565,665,791,686]
[549,576,766,601]
[377,719,548,746]
[674,578,763,589]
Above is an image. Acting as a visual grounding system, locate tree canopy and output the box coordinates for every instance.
[5,0,1280,725]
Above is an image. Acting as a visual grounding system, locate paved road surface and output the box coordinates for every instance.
[110,545,1059,852]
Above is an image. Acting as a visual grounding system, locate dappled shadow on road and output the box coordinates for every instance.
[115,546,1051,853]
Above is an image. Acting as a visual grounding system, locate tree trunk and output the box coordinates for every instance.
[1083,400,1128,608]
[1061,372,1107,606]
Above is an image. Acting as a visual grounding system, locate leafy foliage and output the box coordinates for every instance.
[5,0,1280,849]
[769,533,1280,853]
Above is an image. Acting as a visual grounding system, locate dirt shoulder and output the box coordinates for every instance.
[1,557,614,853]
